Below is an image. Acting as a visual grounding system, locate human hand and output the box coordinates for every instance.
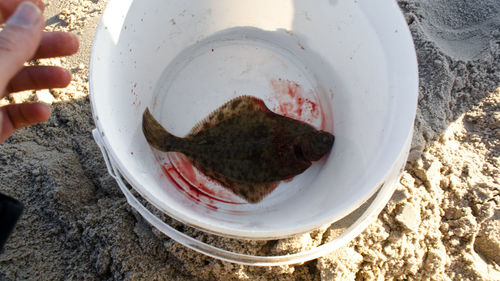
[0,0,79,143]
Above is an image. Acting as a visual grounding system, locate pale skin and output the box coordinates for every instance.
[0,0,79,143]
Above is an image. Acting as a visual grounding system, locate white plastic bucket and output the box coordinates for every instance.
[90,0,418,265]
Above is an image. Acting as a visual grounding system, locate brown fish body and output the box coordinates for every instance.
[142,96,334,203]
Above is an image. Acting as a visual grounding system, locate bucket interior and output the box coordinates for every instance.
[90,0,418,239]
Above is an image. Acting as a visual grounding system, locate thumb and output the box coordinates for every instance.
[0,2,44,93]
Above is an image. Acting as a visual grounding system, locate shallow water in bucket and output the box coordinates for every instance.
[149,27,334,213]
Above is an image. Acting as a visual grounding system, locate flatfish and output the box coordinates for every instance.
[142,96,334,203]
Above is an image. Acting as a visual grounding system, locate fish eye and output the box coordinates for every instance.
[314,132,327,143]
[294,144,306,161]
[319,132,333,144]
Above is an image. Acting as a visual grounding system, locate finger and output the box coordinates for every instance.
[33,32,79,59]
[0,2,44,96]
[0,103,50,143]
[7,66,72,93]
[0,0,44,24]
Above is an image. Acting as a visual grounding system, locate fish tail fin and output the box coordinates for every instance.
[142,108,179,152]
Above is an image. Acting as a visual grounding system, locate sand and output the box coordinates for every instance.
[0,0,499,280]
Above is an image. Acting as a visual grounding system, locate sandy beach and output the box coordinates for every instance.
[0,0,499,280]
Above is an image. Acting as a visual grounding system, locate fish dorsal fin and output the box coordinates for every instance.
[186,95,270,137]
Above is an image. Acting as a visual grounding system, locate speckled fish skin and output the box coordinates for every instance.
[142,96,334,203]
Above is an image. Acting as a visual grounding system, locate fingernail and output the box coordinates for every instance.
[6,2,42,28]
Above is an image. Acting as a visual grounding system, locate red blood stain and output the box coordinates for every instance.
[206,204,218,210]
[319,100,327,130]
[161,164,200,202]
[211,48,214,52]
[227,209,247,215]
[176,157,241,203]
[309,100,317,113]
[160,153,244,207]
[278,102,294,116]
[269,78,322,127]
[172,155,196,184]
[287,81,300,98]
